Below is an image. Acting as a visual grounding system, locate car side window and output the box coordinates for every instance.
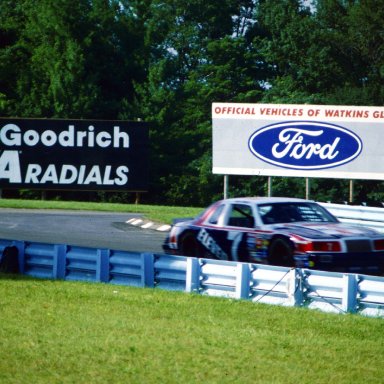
[227,204,254,228]
[259,203,297,224]
[207,204,225,225]
[259,203,336,224]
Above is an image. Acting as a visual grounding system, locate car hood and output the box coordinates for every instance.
[266,222,382,239]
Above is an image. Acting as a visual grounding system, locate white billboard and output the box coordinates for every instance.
[212,103,384,180]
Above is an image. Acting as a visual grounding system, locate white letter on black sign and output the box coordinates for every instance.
[25,164,42,183]
[113,126,129,148]
[115,166,129,185]
[59,165,78,183]
[0,124,21,146]
[0,150,21,182]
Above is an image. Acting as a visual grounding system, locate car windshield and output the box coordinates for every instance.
[258,202,338,224]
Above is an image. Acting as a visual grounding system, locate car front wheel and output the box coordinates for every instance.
[180,233,199,257]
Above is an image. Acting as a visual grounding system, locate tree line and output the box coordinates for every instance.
[1,0,383,206]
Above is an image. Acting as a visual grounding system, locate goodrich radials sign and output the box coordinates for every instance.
[212,103,384,180]
[0,119,149,190]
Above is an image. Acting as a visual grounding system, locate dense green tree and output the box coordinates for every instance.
[1,0,383,205]
[313,0,384,106]
[256,0,384,203]
[0,0,145,118]
[258,0,345,103]
[133,0,271,205]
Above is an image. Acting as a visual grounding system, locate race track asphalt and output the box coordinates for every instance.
[0,209,166,253]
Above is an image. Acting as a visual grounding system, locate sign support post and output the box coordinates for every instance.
[224,175,229,199]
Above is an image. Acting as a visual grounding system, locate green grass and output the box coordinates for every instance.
[0,198,202,224]
[0,274,383,384]
[1,198,384,383]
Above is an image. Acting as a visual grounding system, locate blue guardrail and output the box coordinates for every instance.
[1,238,384,318]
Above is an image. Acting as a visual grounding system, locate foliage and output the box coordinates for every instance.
[0,0,146,118]
[1,0,384,206]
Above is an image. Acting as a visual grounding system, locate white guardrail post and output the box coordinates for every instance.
[235,263,251,299]
[342,274,358,313]
[287,268,303,307]
[186,257,201,293]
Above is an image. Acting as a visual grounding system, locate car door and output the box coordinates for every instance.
[200,203,255,261]
[225,203,255,261]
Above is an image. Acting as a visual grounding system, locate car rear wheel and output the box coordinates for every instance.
[180,233,199,257]
[268,237,294,267]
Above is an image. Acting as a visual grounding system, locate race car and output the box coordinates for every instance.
[163,197,384,274]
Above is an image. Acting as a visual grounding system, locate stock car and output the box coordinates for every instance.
[163,197,384,274]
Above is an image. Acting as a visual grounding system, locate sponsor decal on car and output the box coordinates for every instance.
[248,121,362,170]
[197,228,228,260]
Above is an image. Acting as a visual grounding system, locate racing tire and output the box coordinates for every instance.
[180,233,199,257]
[268,237,294,267]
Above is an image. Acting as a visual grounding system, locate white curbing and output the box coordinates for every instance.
[126,217,171,232]
[156,224,172,232]
[141,222,154,229]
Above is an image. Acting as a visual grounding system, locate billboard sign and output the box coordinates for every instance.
[0,119,149,190]
[212,103,384,180]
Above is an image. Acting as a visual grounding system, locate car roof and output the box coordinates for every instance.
[218,197,314,205]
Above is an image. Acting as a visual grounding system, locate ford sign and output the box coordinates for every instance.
[248,121,363,170]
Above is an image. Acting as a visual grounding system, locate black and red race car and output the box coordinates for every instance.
[163,197,384,274]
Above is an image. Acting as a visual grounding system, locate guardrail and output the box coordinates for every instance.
[1,238,384,318]
[320,202,384,233]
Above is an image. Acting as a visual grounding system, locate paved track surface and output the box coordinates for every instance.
[0,209,166,253]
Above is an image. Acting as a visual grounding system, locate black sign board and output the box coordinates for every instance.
[0,119,149,191]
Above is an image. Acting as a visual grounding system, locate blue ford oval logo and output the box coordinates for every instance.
[248,121,362,169]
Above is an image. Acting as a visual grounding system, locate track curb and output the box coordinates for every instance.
[125,218,171,232]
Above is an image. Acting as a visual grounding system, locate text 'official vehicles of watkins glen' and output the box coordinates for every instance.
[163,197,384,274]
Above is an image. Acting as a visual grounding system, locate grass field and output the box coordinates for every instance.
[0,198,202,224]
[0,274,383,384]
[1,199,384,383]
